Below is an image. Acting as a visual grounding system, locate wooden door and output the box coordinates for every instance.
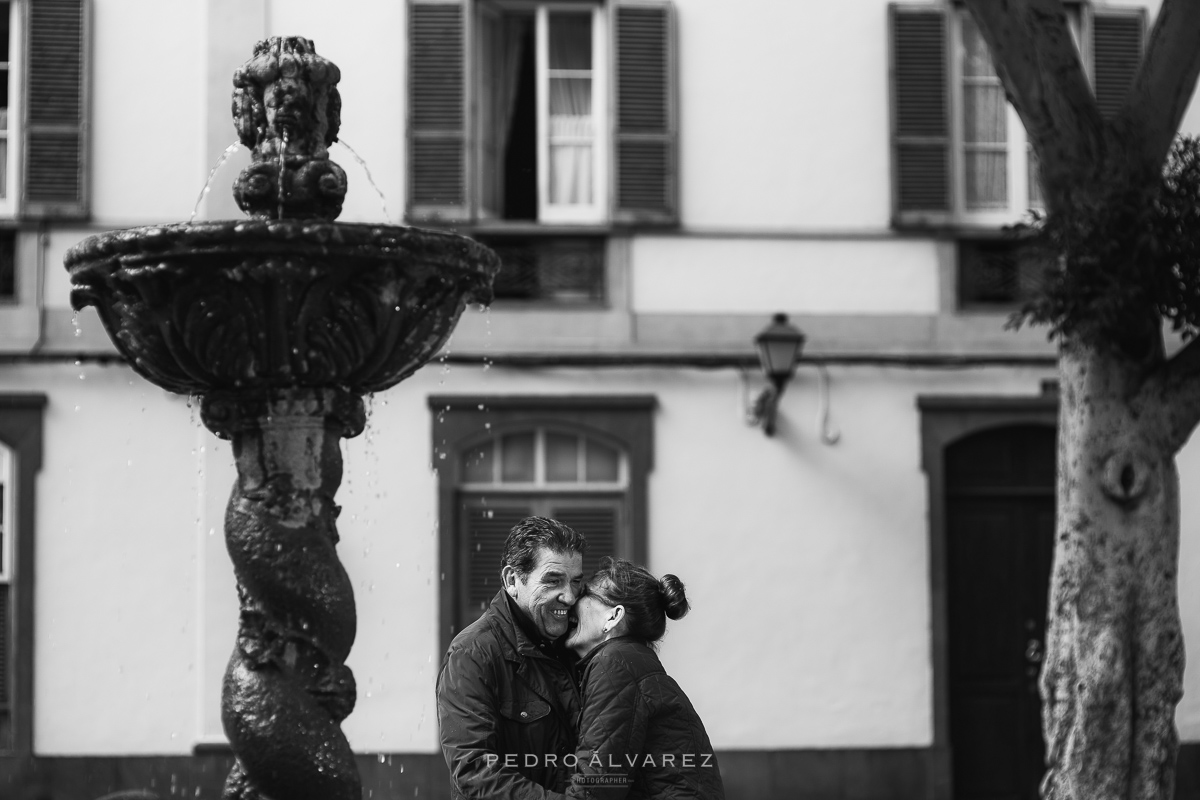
[945,425,1055,800]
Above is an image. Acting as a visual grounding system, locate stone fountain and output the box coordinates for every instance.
[64,38,499,800]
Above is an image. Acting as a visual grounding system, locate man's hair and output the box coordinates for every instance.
[501,516,587,580]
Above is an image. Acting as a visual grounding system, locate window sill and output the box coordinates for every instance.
[459,220,614,237]
[892,215,1039,238]
[408,219,680,236]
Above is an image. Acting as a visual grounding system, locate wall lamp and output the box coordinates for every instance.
[750,313,806,437]
[746,313,842,443]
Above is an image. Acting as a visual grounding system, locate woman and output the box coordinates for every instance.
[564,557,725,800]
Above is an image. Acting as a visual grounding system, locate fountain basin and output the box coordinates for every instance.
[66,219,500,395]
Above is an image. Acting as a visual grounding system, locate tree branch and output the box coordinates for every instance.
[1141,336,1200,453]
[963,0,1104,205]
[1119,0,1200,187]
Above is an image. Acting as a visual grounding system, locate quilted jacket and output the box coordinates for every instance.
[566,636,725,800]
[438,590,582,800]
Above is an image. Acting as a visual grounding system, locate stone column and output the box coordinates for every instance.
[201,388,365,800]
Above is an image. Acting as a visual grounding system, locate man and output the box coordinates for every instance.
[437,516,587,800]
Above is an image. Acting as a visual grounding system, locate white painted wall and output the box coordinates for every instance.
[630,236,941,315]
[90,1,206,226]
[675,0,892,232]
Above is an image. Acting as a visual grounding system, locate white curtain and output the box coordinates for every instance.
[961,16,1007,208]
[548,77,592,204]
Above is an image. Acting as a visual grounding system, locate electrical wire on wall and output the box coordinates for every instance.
[815,364,841,445]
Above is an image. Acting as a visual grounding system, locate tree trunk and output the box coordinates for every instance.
[1041,338,1185,800]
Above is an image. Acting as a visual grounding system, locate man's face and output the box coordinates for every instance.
[504,547,584,640]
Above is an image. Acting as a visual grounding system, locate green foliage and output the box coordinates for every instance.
[1012,135,1200,353]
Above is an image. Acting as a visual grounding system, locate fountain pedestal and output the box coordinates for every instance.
[64,36,499,800]
[203,389,363,799]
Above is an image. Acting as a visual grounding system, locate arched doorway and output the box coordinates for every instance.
[945,424,1055,800]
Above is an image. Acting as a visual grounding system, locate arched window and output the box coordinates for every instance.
[430,396,655,642]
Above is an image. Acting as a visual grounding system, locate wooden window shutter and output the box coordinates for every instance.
[613,1,676,225]
[408,0,470,223]
[23,0,89,219]
[460,503,531,630]
[1091,9,1145,121]
[889,4,949,219]
[552,501,622,578]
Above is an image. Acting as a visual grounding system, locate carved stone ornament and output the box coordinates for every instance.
[62,36,500,800]
[232,36,347,220]
[66,220,498,394]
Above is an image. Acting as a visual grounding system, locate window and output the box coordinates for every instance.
[408,0,676,227]
[0,0,88,343]
[0,394,46,757]
[477,2,608,223]
[889,3,1144,227]
[429,396,656,645]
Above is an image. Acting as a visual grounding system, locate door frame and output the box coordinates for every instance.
[918,392,1057,800]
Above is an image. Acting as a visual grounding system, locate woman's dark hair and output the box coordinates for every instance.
[589,557,689,645]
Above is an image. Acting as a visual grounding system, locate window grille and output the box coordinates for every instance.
[479,235,606,304]
[957,239,1048,308]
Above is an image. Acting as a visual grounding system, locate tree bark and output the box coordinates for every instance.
[1041,339,1184,800]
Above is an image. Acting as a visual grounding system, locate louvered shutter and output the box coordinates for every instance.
[552,501,621,580]
[460,503,531,630]
[408,0,470,222]
[1092,9,1145,120]
[889,5,949,221]
[613,1,676,225]
[23,0,88,219]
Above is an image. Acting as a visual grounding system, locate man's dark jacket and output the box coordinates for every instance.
[438,589,581,800]
[566,636,725,800]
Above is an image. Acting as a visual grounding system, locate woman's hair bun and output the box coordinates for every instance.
[658,574,690,620]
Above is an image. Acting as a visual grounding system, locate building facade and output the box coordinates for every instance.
[2,0,1200,799]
